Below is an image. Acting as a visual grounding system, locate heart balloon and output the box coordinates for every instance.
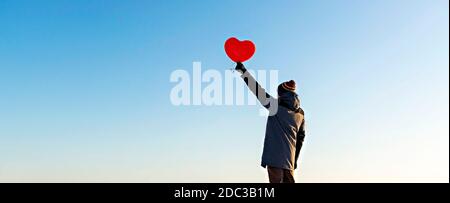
[224,37,255,62]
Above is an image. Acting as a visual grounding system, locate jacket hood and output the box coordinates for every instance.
[278,91,300,111]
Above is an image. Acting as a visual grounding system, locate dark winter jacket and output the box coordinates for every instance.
[239,67,306,170]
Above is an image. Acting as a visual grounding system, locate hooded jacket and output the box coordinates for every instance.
[240,70,306,170]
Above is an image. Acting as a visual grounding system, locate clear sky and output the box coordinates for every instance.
[0,0,448,182]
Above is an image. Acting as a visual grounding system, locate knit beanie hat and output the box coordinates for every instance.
[278,80,296,94]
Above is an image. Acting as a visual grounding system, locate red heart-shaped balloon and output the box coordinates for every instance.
[224,37,255,62]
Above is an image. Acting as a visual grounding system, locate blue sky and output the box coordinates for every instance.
[0,0,448,182]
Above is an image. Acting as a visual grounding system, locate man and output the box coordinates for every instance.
[235,62,306,183]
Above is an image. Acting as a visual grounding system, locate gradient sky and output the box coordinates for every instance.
[0,0,448,182]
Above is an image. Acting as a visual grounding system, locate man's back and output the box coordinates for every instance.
[262,104,304,170]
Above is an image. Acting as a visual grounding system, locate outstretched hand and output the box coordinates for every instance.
[235,62,247,73]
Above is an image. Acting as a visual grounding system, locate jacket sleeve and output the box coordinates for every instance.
[294,119,306,169]
[239,69,276,109]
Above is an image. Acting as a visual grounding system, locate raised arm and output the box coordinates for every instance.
[235,62,275,109]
